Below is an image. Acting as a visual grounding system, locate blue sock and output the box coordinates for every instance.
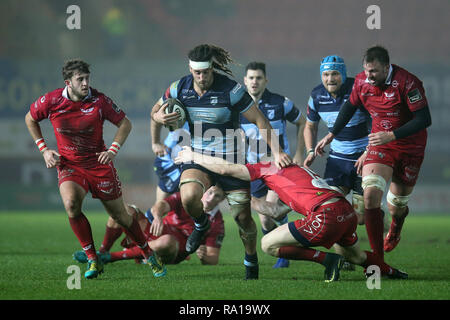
[244,253,258,267]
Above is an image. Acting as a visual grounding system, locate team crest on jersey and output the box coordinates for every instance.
[380,119,392,130]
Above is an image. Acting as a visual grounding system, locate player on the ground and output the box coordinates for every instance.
[151,44,292,279]
[241,61,306,268]
[24,59,165,279]
[74,185,225,266]
[315,46,432,257]
[175,147,408,281]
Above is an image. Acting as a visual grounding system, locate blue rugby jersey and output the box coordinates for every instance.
[240,89,301,163]
[162,72,254,161]
[306,78,370,160]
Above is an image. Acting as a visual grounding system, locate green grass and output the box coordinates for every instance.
[0,211,449,300]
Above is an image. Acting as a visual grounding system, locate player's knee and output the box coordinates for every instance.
[386,190,410,208]
[362,174,386,192]
[227,191,251,219]
[180,181,204,207]
[362,174,387,207]
[260,235,277,257]
[63,198,82,216]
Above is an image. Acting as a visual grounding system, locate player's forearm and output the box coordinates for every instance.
[150,117,163,145]
[150,200,170,218]
[304,122,318,153]
[330,100,358,136]
[112,116,132,146]
[192,152,251,181]
[392,105,432,139]
[25,112,44,141]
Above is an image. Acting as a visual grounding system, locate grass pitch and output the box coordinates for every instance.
[0,211,449,301]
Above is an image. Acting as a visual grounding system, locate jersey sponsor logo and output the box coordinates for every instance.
[80,107,95,114]
[40,96,46,103]
[210,96,218,105]
[267,109,275,120]
[318,100,333,104]
[302,213,324,235]
[391,80,399,88]
[407,88,422,103]
[384,91,396,100]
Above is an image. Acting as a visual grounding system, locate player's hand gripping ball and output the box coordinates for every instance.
[164,98,187,131]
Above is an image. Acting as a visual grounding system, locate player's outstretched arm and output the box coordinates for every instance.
[175,147,251,181]
[251,197,292,221]
[149,199,171,237]
[303,120,319,167]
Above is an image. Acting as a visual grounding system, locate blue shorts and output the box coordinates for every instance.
[181,163,250,192]
[250,179,269,198]
[153,157,181,194]
[324,153,363,195]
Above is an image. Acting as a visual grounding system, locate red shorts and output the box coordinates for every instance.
[143,221,190,264]
[288,199,358,249]
[57,162,122,201]
[365,145,424,187]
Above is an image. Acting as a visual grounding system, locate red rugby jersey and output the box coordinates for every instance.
[349,64,428,151]
[163,192,225,248]
[245,162,344,215]
[30,87,125,168]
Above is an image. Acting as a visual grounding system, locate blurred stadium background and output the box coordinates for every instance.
[1,0,449,213]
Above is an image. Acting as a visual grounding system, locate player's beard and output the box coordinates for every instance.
[71,87,89,100]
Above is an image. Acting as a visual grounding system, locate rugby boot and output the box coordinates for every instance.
[186,219,210,254]
[245,265,259,280]
[272,258,290,269]
[74,250,111,264]
[148,254,167,278]
[323,253,345,282]
[73,250,88,263]
[85,259,104,279]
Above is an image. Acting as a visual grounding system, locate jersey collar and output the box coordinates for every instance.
[62,86,92,101]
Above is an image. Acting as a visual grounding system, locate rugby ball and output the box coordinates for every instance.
[164,98,187,131]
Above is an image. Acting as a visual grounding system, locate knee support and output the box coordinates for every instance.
[352,193,365,215]
[179,178,206,194]
[362,174,387,192]
[386,190,410,208]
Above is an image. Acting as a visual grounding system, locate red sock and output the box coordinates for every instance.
[68,213,97,260]
[99,226,123,253]
[365,208,384,258]
[122,217,152,259]
[362,251,393,275]
[278,246,326,264]
[110,246,147,262]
